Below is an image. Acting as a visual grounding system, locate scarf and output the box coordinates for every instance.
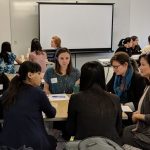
[113,67,133,103]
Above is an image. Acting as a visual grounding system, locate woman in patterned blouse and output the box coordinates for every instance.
[0,41,22,74]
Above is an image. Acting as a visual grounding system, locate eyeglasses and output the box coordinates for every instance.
[112,65,121,69]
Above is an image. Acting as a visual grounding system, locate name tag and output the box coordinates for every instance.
[51,78,57,83]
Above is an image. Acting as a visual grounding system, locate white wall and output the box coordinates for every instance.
[10,0,38,56]
[1,0,150,70]
[0,0,131,54]
[130,0,150,48]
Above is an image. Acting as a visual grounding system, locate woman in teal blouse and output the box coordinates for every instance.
[44,47,80,94]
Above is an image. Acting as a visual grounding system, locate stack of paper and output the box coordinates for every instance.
[48,94,69,101]
[121,105,133,112]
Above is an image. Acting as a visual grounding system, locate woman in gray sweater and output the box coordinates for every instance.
[123,52,150,150]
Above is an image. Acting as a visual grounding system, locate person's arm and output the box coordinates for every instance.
[43,82,51,95]
[132,112,145,123]
[43,68,52,95]
[15,57,22,64]
[40,90,56,118]
[66,94,77,136]
[114,96,123,136]
[29,53,33,61]
[106,73,115,93]
[132,88,150,124]
[132,74,146,109]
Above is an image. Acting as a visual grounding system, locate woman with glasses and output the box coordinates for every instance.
[123,52,150,150]
[107,52,146,110]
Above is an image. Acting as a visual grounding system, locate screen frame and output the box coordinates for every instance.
[38,2,114,53]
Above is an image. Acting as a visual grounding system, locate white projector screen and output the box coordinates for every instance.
[39,3,114,53]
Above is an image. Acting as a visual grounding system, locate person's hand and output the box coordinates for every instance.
[132,111,139,123]
[132,111,145,122]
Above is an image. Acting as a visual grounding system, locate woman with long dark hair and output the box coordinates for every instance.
[66,61,123,145]
[0,41,22,73]
[0,61,56,150]
[116,37,133,57]
[29,38,47,74]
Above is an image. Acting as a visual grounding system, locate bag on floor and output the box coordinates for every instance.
[65,136,123,150]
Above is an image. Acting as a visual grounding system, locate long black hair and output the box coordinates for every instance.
[118,37,132,47]
[0,41,12,63]
[80,61,106,91]
[3,61,41,108]
[31,38,43,54]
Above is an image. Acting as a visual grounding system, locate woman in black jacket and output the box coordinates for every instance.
[0,61,56,150]
[66,61,123,146]
[107,52,146,110]
[116,37,133,57]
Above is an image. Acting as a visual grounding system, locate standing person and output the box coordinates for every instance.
[131,36,141,55]
[0,41,22,74]
[0,61,57,150]
[44,47,80,94]
[66,61,123,145]
[48,35,62,62]
[107,52,146,110]
[116,37,133,57]
[123,52,150,150]
[51,35,61,49]
[29,38,47,74]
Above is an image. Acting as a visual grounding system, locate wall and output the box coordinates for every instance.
[10,0,38,56]
[0,0,141,71]
[130,0,150,48]
[0,0,11,45]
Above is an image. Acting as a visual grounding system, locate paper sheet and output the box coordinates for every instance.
[121,105,133,112]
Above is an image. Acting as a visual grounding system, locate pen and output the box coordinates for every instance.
[52,96,65,98]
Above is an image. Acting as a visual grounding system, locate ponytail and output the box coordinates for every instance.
[3,75,23,108]
[118,39,125,47]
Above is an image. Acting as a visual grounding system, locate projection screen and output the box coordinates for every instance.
[39,3,114,53]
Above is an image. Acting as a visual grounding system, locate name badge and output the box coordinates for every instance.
[51,78,57,83]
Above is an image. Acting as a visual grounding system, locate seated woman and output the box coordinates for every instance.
[29,38,47,75]
[0,41,22,74]
[66,61,123,146]
[123,52,150,150]
[131,36,141,55]
[0,61,56,150]
[116,37,133,57]
[107,52,146,110]
[44,47,80,94]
